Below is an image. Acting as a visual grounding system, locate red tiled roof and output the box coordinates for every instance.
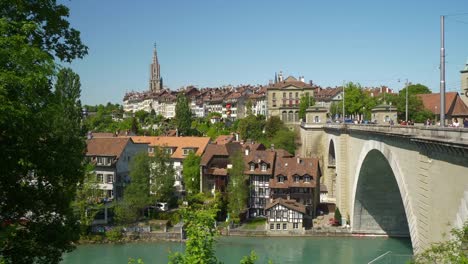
[86,137,131,158]
[244,150,276,175]
[265,198,306,214]
[130,136,210,159]
[215,135,235,145]
[418,92,468,116]
[200,142,242,166]
[267,76,315,90]
[269,156,320,189]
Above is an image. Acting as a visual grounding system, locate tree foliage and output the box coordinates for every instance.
[237,115,265,141]
[149,146,176,204]
[227,151,248,223]
[182,152,201,196]
[298,93,315,121]
[0,0,88,62]
[169,209,221,264]
[72,163,103,235]
[0,15,86,262]
[175,94,193,136]
[115,152,151,224]
[411,222,468,264]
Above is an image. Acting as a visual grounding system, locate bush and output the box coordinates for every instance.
[334,208,342,226]
[106,227,123,243]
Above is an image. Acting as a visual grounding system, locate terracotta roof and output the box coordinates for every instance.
[274,148,293,158]
[242,142,266,151]
[86,137,131,158]
[200,142,242,166]
[244,150,276,175]
[130,136,210,160]
[265,198,306,214]
[215,135,235,145]
[269,156,320,189]
[418,92,468,116]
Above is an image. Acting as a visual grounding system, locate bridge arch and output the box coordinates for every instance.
[350,140,418,252]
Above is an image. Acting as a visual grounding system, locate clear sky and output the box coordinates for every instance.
[62,0,468,105]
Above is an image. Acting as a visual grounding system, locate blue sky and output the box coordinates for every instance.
[62,0,468,105]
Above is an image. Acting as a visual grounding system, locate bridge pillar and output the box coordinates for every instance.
[337,134,350,224]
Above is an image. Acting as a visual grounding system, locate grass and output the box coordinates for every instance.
[242,218,267,230]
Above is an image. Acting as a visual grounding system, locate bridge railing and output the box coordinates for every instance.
[321,123,468,143]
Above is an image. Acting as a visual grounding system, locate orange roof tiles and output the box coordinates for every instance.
[418,92,468,116]
[265,198,306,214]
[130,136,210,160]
[86,137,132,158]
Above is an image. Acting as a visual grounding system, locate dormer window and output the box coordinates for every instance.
[278,175,286,183]
[97,157,110,166]
[261,163,267,171]
[250,164,255,171]
[183,148,195,156]
[164,148,173,155]
[294,175,300,182]
[304,175,311,183]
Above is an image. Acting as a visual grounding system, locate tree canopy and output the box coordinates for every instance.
[227,151,248,223]
[1,2,88,261]
[182,152,201,196]
[175,93,193,136]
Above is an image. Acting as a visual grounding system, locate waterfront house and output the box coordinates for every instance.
[265,198,309,232]
[269,156,321,218]
[86,136,148,200]
[130,136,211,195]
[244,146,276,218]
[200,142,242,194]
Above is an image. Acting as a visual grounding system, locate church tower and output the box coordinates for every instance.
[461,59,468,107]
[149,43,162,92]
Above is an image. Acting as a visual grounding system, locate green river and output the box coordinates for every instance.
[61,236,412,264]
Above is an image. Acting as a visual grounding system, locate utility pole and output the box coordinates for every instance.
[405,79,409,122]
[440,15,446,127]
[342,81,345,121]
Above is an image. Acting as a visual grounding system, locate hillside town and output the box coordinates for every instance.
[80,46,468,237]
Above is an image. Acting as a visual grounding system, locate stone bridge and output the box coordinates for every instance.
[300,124,468,253]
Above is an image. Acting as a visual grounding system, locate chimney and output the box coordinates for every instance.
[87,131,93,140]
[270,144,275,151]
[299,76,305,82]
[245,148,249,156]
[297,156,301,164]
[285,163,288,167]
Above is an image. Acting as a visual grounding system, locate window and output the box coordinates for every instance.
[278,176,285,183]
[293,223,299,229]
[283,223,287,230]
[97,157,109,165]
[295,92,298,98]
[294,176,300,182]
[106,190,113,198]
[164,148,173,155]
[276,224,281,230]
[270,224,274,230]
[250,164,255,171]
[261,163,267,171]
[289,92,292,98]
[259,188,264,196]
[97,174,103,183]
[106,174,114,183]
[148,147,154,153]
[272,93,276,98]
[283,92,286,98]
[304,176,311,183]
[183,148,194,156]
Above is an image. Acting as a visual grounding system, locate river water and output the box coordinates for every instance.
[61,236,412,264]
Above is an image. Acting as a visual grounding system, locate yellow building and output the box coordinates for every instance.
[267,73,317,124]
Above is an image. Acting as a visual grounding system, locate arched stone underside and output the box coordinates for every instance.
[351,140,418,253]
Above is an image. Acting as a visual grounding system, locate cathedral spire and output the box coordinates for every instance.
[149,43,162,92]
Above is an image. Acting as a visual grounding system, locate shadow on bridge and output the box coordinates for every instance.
[352,149,410,238]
